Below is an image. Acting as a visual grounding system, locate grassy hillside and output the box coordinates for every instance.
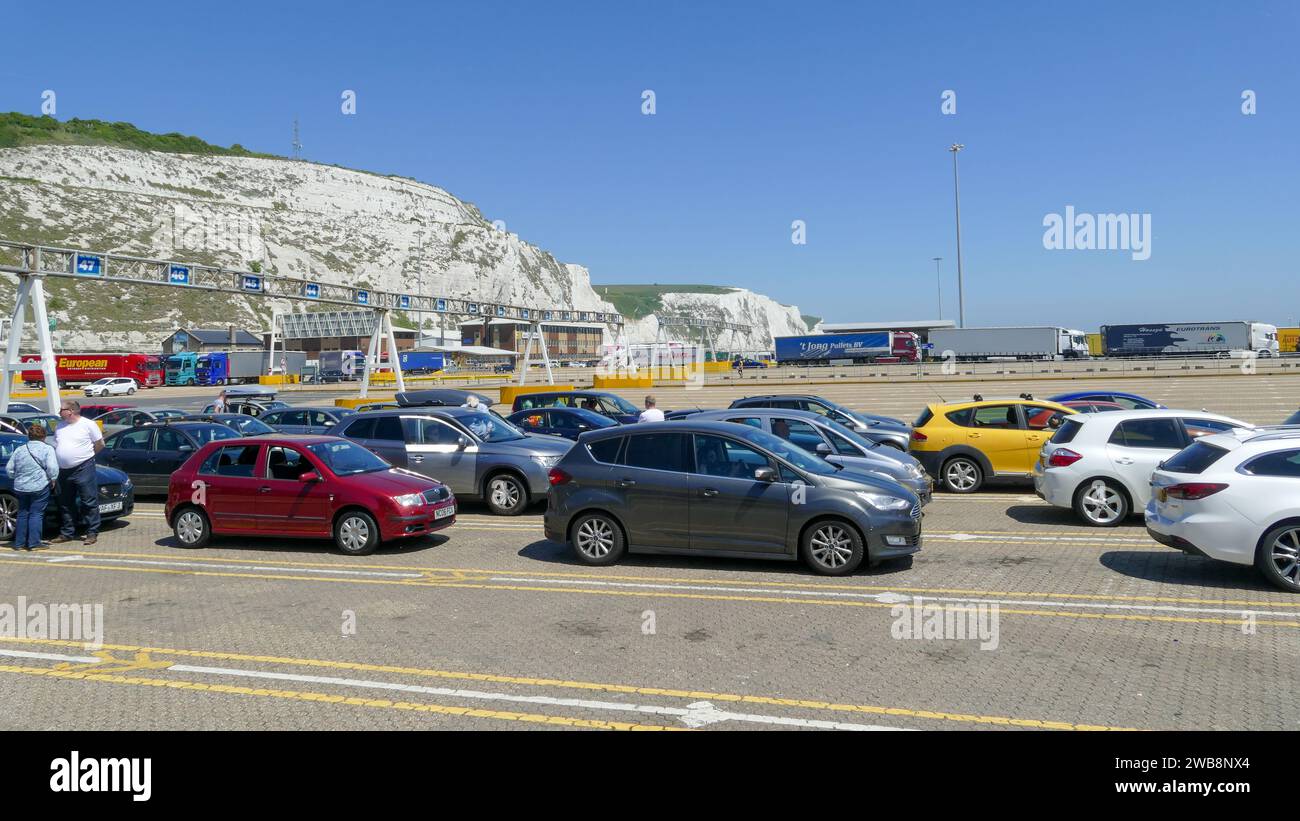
[594,284,735,319]
[0,112,279,158]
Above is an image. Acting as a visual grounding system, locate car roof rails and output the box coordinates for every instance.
[1019,393,1034,400]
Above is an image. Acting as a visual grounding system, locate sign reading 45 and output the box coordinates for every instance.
[356,290,370,306]
[75,254,102,276]
[241,275,262,292]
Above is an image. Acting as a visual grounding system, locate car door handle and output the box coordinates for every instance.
[410,455,423,463]
[615,478,636,488]
[700,488,719,498]
[259,486,272,493]
[969,433,981,438]
[1115,457,1134,465]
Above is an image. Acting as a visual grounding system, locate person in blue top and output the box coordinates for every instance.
[5,423,60,550]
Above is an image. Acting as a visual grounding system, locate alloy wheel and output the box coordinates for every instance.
[1270,528,1300,585]
[1080,480,1125,524]
[489,477,522,510]
[0,495,16,541]
[575,517,615,559]
[809,524,853,569]
[945,460,978,491]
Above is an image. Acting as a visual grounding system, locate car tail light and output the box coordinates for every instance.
[910,429,927,443]
[1164,482,1228,500]
[1046,448,1083,467]
[547,467,572,486]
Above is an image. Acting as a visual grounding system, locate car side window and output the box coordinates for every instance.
[156,429,186,451]
[799,400,830,416]
[200,444,261,477]
[371,416,405,441]
[310,410,336,427]
[261,411,282,426]
[265,446,312,481]
[1109,419,1184,449]
[115,428,153,450]
[342,417,374,439]
[1110,396,1152,410]
[1181,418,1235,440]
[587,437,622,464]
[284,410,310,427]
[418,417,463,445]
[550,412,580,431]
[773,418,826,452]
[970,405,1019,429]
[1024,405,1066,431]
[597,398,624,416]
[101,410,128,425]
[516,413,544,429]
[621,433,690,472]
[945,408,974,427]
[692,434,772,479]
[824,427,862,456]
[1243,450,1300,478]
[724,417,763,429]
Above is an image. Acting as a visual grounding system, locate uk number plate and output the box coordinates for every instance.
[434,505,455,520]
[99,501,123,513]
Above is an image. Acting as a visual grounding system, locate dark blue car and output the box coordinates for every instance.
[507,407,621,440]
[1047,391,1165,410]
[511,391,644,424]
[0,433,135,540]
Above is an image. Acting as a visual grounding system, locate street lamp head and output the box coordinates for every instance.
[949,143,964,152]
[932,257,942,262]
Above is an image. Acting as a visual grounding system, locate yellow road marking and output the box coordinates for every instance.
[0,637,1138,731]
[2,557,1296,627]
[19,548,1298,608]
[0,662,676,731]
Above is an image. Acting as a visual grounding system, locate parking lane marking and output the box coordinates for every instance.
[0,637,1139,731]
[0,662,677,731]
[8,549,1300,609]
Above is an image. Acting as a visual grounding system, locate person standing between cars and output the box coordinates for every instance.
[638,395,664,423]
[52,400,103,545]
[213,389,228,413]
[5,424,59,550]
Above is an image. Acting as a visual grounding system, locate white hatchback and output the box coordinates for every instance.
[84,377,138,397]
[1033,409,1250,526]
[1146,429,1300,592]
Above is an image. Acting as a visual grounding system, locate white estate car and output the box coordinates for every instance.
[1033,409,1250,526]
[1147,429,1300,592]
[84,377,138,397]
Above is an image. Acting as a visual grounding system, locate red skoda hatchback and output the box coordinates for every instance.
[166,435,456,555]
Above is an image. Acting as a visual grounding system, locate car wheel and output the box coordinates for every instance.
[571,512,625,565]
[941,456,983,493]
[1073,479,1129,526]
[1256,523,1300,593]
[485,473,527,516]
[127,387,135,395]
[0,493,17,541]
[173,507,211,548]
[801,519,864,575]
[334,510,379,556]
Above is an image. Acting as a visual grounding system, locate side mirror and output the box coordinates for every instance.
[178,444,194,453]
[815,443,832,457]
[457,436,470,450]
[299,471,321,483]
[754,466,778,483]
[323,420,336,427]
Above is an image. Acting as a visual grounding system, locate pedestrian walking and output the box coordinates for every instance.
[4,424,59,550]
[52,400,103,545]
[638,395,665,423]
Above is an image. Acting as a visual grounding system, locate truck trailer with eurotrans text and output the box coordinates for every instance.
[1100,322,1279,357]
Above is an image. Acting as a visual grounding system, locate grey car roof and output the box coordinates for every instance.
[582,419,765,440]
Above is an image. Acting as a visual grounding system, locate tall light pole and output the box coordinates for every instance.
[948,143,965,328]
[932,256,943,319]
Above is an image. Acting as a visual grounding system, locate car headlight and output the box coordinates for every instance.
[392,493,424,507]
[531,455,562,468]
[122,478,133,491]
[906,463,925,479]
[855,491,911,511]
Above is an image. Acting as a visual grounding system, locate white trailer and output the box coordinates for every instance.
[928,327,1090,361]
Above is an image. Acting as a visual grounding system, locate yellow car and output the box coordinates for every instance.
[908,395,1077,493]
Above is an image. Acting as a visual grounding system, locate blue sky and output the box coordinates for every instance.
[3,1,1298,329]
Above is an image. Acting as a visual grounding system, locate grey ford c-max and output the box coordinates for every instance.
[544,420,921,575]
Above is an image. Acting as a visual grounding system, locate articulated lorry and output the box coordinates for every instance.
[21,353,163,388]
[927,327,1089,361]
[396,351,446,374]
[196,351,308,385]
[319,350,366,379]
[773,332,921,364]
[1100,322,1280,357]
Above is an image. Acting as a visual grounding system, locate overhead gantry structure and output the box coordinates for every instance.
[0,240,625,412]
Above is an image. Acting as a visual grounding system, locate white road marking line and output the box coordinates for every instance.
[936,533,1152,544]
[164,663,909,731]
[0,645,905,730]
[46,555,85,563]
[485,575,1292,618]
[0,554,423,579]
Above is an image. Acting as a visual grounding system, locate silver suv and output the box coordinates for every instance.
[337,407,572,515]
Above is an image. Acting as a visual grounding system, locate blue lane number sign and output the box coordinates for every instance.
[356,290,369,305]
[398,295,410,309]
[242,275,262,292]
[304,283,320,299]
[75,254,102,276]
[168,265,190,285]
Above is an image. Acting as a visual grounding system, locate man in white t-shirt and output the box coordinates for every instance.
[52,400,105,545]
[638,395,665,423]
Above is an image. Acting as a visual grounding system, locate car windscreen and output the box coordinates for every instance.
[154,410,186,419]
[1285,410,1300,425]
[1161,441,1230,474]
[824,418,876,452]
[738,428,836,476]
[231,417,274,435]
[602,395,639,415]
[307,440,390,476]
